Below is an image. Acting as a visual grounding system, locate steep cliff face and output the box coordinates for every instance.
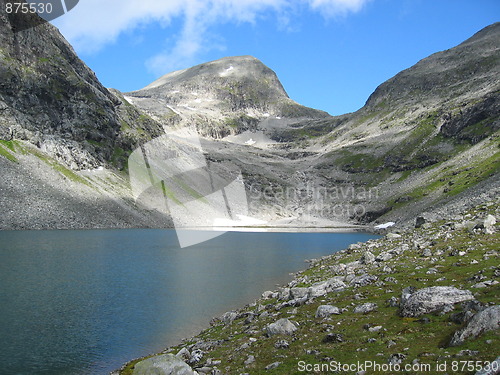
[0,5,169,229]
[0,4,163,170]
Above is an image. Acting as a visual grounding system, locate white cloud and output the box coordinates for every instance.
[53,0,371,75]
[307,0,370,15]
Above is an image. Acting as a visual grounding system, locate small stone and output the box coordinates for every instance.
[388,353,406,365]
[196,367,212,374]
[306,349,321,356]
[354,303,378,314]
[265,362,281,370]
[261,291,274,299]
[350,274,378,287]
[188,349,203,364]
[483,214,496,234]
[323,333,344,343]
[244,355,255,366]
[421,248,432,257]
[455,349,479,357]
[385,276,398,284]
[387,340,397,348]
[220,311,238,325]
[368,325,383,332]
[387,296,399,307]
[274,340,289,349]
[472,280,499,288]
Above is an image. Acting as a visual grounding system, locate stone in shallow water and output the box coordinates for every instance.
[133,354,196,375]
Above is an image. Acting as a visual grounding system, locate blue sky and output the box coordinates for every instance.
[52,0,499,116]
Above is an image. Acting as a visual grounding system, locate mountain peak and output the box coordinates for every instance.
[365,22,500,108]
[140,56,278,92]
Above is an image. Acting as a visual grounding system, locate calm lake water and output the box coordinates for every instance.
[0,229,378,374]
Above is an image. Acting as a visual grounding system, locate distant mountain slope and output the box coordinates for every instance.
[365,22,500,109]
[126,55,329,140]
[298,22,500,224]
[0,7,498,230]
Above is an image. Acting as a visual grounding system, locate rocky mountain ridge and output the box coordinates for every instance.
[0,5,498,230]
[125,55,329,140]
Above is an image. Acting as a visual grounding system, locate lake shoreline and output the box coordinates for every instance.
[2,230,377,374]
[115,198,499,375]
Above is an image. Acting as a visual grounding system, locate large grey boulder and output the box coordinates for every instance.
[449,305,500,346]
[290,287,309,299]
[308,278,346,297]
[400,286,474,317]
[133,354,196,375]
[315,305,341,318]
[266,318,298,336]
